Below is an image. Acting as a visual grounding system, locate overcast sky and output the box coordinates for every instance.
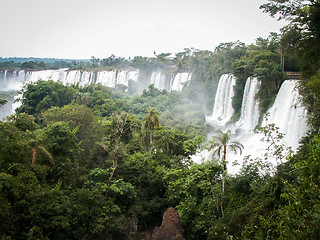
[0,0,287,59]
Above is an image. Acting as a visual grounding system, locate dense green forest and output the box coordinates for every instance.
[1,0,320,239]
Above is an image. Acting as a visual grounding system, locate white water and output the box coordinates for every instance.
[262,80,308,150]
[171,73,191,91]
[0,69,189,93]
[116,70,139,86]
[149,72,172,91]
[231,77,260,133]
[127,70,139,83]
[0,70,27,91]
[96,71,117,88]
[1,69,190,119]
[0,69,141,91]
[206,74,236,127]
[194,75,308,174]
[64,70,81,85]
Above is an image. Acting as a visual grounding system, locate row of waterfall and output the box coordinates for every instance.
[0,69,191,119]
[0,69,191,92]
[0,69,309,171]
[195,73,308,172]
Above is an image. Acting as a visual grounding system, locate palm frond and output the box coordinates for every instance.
[39,146,55,167]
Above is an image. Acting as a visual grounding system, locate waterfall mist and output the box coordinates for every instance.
[193,74,308,174]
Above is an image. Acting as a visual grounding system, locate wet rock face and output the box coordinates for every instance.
[152,207,186,240]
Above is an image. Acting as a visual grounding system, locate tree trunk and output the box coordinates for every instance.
[222,145,227,195]
[108,143,119,187]
[31,148,37,166]
[280,48,285,71]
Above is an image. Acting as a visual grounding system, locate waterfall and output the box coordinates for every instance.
[232,77,260,132]
[233,80,308,170]
[206,74,236,126]
[1,69,140,119]
[28,70,62,83]
[193,76,308,173]
[116,70,139,86]
[150,72,172,91]
[116,71,130,86]
[127,70,139,83]
[0,70,27,91]
[0,69,188,94]
[171,73,191,91]
[262,80,308,150]
[96,71,117,88]
[80,71,95,87]
[0,96,15,120]
[64,71,81,85]
[0,69,142,91]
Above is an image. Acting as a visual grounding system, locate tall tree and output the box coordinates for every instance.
[261,0,320,78]
[207,130,244,194]
[102,112,139,186]
[142,107,160,151]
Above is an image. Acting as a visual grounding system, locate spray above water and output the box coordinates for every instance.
[0,69,192,119]
[0,69,308,171]
[194,75,308,173]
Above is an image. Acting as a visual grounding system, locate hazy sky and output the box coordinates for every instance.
[0,0,286,59]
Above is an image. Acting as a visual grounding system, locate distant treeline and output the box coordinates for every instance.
[0,57,89,63]
[0,57,94,71]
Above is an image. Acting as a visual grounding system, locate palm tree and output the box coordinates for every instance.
[28,139,55,167]
[143,107,160,151]
[207,129,243,194]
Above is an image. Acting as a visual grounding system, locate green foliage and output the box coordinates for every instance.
[232,34,287,115]
[300,68,320,130]
[165,162,223,239]
[17,80,76,116]
[42,103,102,160]
[0,98,7,105]
[7,112,38,132]
[0,122,26,169]
[0,59,73,71]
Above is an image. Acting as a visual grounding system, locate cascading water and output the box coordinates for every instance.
[116,71,127,86]
[80,71,95,87]
[28,70,61,83]
[150,72,172,91]
[231,80,308,172]
[127,70,139,83]
[0,96,15,120]
[0,68,310,174]
[64,71,82,85]
[1,69,188,93]
[117,71,130,86]
[232,77,260,133]
[262,80,308,150]
[193,75,308,174]
[1,69,190,120]
[0,70,27,91]
[96,71,117,88]
[206,74,236,127]
[192,74,237,163]
[171,73,191,91]
[95,70,140,88]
